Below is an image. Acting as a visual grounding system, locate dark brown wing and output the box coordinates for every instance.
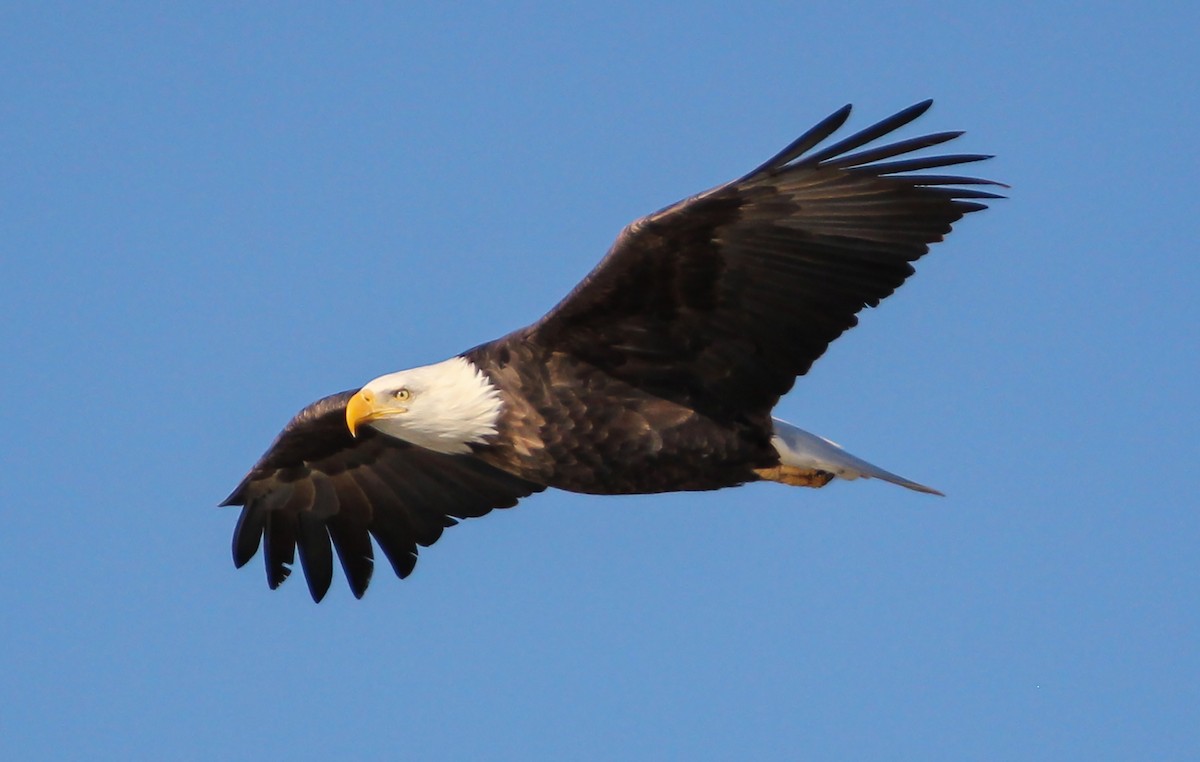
[527,100,1001,424]
[220,390,544,601]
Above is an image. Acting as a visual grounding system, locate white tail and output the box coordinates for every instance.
[770,418,943,496]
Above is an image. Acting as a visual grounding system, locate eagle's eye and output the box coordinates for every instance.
[394,388,411,402]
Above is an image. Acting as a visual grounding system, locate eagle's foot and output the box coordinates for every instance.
[753,465,835,489]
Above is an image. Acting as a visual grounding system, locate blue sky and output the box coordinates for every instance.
[2,3,1197,760]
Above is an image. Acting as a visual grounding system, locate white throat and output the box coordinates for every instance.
[362,356,503,454]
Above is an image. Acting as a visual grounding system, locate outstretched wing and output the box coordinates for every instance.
[528,100,1001,424]
[220,390,544,601]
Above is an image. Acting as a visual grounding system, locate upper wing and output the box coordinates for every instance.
[528,101,1001,423]
[220,390,544,601]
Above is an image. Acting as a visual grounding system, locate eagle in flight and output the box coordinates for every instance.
[222,100,1000,601]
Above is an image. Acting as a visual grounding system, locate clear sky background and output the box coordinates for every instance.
[2,3,1196,760]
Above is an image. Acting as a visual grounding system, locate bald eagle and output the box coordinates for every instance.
[222,100,999,601]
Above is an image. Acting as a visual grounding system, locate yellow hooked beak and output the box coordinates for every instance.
[345,388,406,437]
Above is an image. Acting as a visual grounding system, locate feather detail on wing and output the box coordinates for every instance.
[221,391,543,601]
[528,100,1002,424]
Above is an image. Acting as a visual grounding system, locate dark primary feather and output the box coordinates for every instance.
[530,100,1000,426]
[221,391,543,601]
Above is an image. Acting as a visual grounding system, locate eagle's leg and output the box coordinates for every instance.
[753,465,836,488]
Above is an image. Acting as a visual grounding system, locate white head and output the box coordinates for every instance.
[345,356,503,455]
